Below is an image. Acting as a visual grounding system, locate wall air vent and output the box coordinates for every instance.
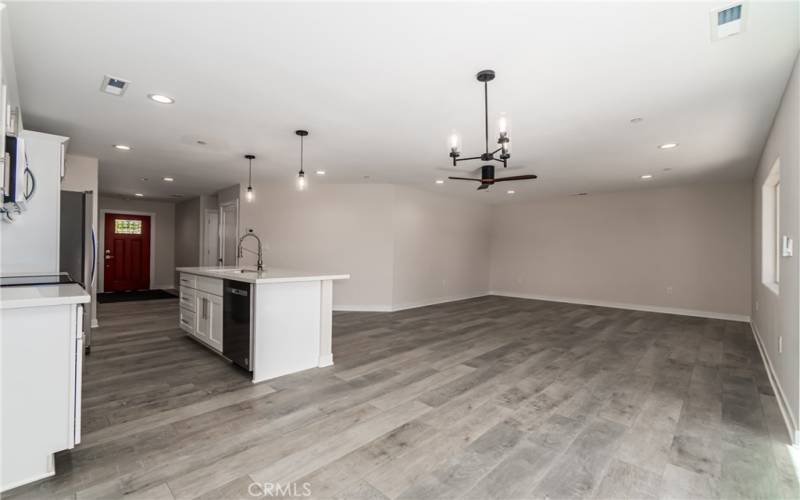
[711,4,745,40]
[100,75,130,96]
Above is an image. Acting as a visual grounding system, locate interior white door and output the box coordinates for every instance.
[203,210,220,266]
[219,202,238,267]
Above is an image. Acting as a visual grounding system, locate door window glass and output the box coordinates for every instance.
[114,219,142,235]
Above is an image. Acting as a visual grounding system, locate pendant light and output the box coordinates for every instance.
[295,130,308,192]
[244,154,255,202]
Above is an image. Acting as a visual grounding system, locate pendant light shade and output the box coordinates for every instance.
[244,154,255,202]
[295,130,309,192]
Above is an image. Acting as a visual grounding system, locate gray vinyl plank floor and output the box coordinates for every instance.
[5,296,798,500]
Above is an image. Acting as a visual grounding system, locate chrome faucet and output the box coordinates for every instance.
[238,230,264,272]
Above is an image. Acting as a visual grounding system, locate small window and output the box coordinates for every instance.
[762,159,781,294]
[114,219,142,235]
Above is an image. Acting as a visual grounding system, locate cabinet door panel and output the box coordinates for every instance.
[207,295,224,351]
[194,293,210,340]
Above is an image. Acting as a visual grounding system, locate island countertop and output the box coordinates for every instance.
[176,266,350,284]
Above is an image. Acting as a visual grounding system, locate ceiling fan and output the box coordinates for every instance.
[450,164,537,191]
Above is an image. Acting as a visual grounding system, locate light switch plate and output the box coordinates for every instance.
[782,236,793,257]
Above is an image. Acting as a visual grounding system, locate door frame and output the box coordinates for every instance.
[98,209,157,292]
[203,208,220,266]
[219,200,239,267]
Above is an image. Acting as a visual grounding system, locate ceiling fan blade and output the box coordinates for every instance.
[477,183,490,190]
[494,175,538,182]
[448,176,482,182]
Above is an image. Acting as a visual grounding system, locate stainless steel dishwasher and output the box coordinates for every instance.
[223,279,253,371]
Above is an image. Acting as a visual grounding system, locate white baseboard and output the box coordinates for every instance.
[318,353,334,367]
[390,292,487,312]
[751,321,798,445]
[153,284,175,291]
[333,304,393,312]
[91,319,99,328]
[489,291,750,322]
[333,292,487,313]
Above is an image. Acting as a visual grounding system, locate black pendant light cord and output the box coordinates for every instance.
[484,81,489,155]
[299,135,304,175]
[248,157,253,188]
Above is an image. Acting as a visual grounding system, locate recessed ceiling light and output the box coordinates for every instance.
[316,170,326,175]
[163,177,174,182]
[641,174,654,180]
[148,94,175,104]
[507,190,515,194]
[630,117,644,123]
[113,144,131,151]
[140,177,149,182]
[134,193,144,197]
[197,140,207,145]
[435,179,444,184]
[658,143,678,149]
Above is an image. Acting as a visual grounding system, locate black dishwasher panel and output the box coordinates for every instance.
[223,280,252,371]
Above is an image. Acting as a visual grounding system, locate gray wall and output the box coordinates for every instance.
[98,196,176,290]
[752,52,800,441]
[174,197,201,271]
[490,182,752,319]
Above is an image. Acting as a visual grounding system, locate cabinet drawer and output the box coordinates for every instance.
[179,273,197,289]
[179,307,195,334]
[196,276,223,296]
[179,286,196,311]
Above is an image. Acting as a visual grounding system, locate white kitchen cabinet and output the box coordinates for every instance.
[193,291,223,351]
[0,284,89,492]
[180,273,223,352]
[206,293,223,351]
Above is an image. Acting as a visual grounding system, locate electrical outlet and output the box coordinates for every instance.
[441,279,447,289]
[779,336,783,353]
[666,286,673,295]
[755,301,759,311]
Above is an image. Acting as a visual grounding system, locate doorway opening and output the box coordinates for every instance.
[219,201,239,267]
[102,212,152,291]
[203,209,220,266]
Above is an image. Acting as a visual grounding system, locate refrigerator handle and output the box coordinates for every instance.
[90,228,97,288]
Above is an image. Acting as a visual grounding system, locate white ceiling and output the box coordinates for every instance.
[6,1,799,203]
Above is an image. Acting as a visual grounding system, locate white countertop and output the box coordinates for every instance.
[177,267,350,284]
[0,283,90,309]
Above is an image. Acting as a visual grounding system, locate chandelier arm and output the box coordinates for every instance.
[455,155,483,163]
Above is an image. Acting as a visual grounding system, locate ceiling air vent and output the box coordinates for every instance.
[100,75,131,96]
[711,4,745,40]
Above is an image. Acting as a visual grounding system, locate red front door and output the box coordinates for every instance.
[104,213,151,291]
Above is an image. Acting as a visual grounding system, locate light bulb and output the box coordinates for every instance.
[449,133,459,151]
[296,173,307,191]
[498,114,508,134]
[246,187,254,202]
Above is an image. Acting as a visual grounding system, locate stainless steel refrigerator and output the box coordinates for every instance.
[60,190,96,353]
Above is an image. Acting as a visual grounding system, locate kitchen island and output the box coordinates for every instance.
[176,267,349,383]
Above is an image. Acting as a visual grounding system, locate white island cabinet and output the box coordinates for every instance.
[176,267,349,383]
[0,284,89,492]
